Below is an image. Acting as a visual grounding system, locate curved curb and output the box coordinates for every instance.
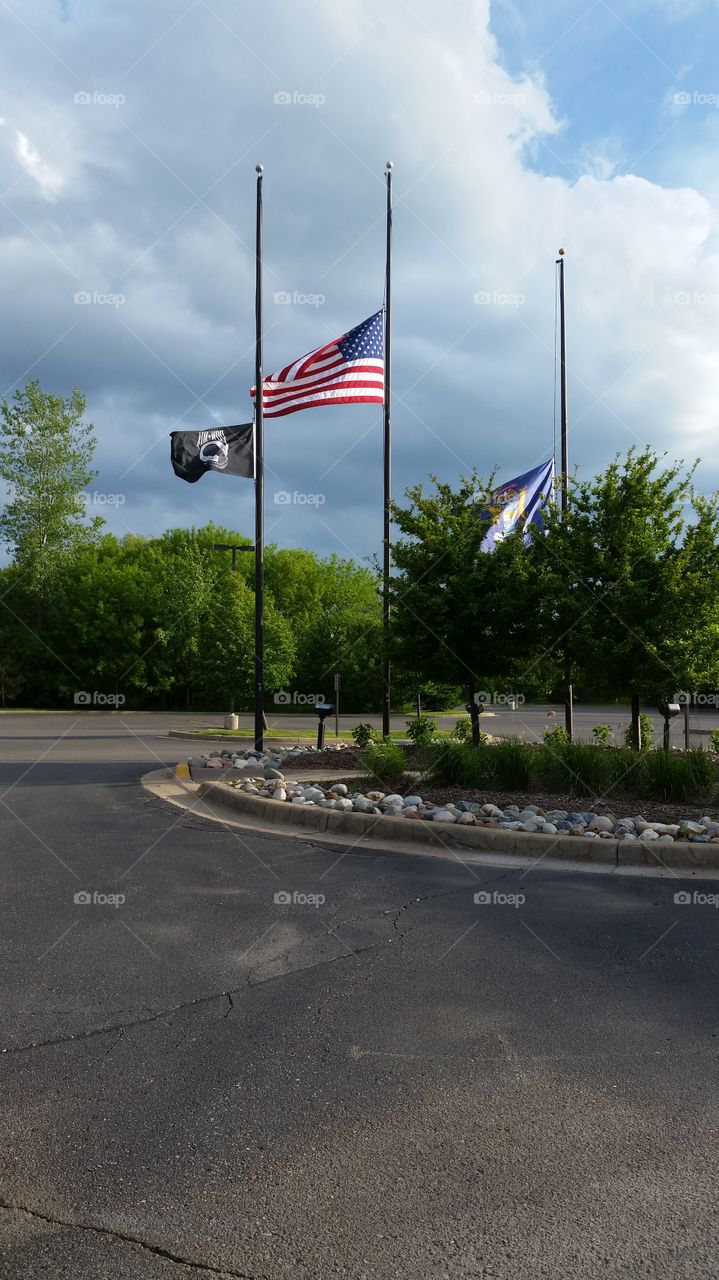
[191,777,719,871]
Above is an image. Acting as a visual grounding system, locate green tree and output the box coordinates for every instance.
[533,449,719,743]
[389,472,548,704]
[0,380,103,596]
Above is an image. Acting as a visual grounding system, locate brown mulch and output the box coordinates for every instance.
[317,776,718,825]
[287,747,361,771]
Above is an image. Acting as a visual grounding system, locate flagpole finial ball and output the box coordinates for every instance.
[255,163,264,174]
[558,247,565,255]
[386,160,393,171]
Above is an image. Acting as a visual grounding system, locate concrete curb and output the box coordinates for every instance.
[167,730,345,745]
[193,777,719,870]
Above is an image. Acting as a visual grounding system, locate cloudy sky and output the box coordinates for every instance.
[1,0,718,566]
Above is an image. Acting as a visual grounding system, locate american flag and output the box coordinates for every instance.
[252,311,384,418]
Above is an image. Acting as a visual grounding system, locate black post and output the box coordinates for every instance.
[254,164,265,753]
[557,249,574,741]
[684,700,690,751]
[631,693,642,752]
[382,161,393,740]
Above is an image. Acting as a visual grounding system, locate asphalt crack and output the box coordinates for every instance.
[0,946,373,1058]
[0,1199,265,1277]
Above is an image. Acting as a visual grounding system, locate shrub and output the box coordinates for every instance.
[405,714,437,746]
[490,738,534,790]
[543,725,569,750]
[639,747,717,803]
[623,712,654,751]
[427,740,496,788]
[710,729,719,755]
[363,741,405,786]
[352,722,377,749]
[451,717,472,742]
[539,740,622,797]
[592,723,613,748]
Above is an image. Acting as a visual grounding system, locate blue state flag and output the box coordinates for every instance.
[480,459,554,552]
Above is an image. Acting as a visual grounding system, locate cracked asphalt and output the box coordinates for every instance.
[1,712,718,1278]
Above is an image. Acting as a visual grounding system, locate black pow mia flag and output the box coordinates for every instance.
[170,424,255,484]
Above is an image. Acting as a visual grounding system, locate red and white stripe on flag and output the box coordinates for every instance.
[251,311,385,419]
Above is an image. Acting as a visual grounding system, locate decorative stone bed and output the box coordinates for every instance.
[186,749,719,847]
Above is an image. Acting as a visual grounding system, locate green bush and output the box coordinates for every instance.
[537,741,621,797]
[623,712,654,751]
[363,741,405,786]
[543,725,569,749]
[405,714,437,746]
[352,722,377,749]
[710,729,719,755]
[427,740,496,788]
[425,738,719,805]
[639,747,717,803]
[451,717,472,742]
[592,723,613,747]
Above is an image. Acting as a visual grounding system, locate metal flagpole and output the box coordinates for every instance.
[254,164,265,753]
[557,247,573,740]
[382,161,393,740]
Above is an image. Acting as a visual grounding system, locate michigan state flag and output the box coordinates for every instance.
[480,459,554,552]
[170,424,255,484]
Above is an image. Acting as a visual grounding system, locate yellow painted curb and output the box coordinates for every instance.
[174,761,191,779]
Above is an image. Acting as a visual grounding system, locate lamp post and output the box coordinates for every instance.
[213,542,255,716]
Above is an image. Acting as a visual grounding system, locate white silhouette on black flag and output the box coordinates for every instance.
[170,424,255,484]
